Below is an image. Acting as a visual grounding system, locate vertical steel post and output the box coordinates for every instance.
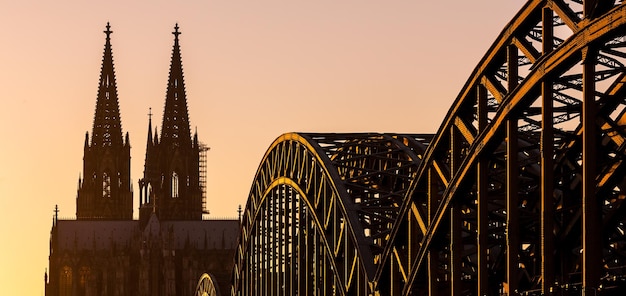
[247,220,250,296]
[251,207,256,296]
[541,7,555,295]
[284,189,291,294]
[276,191,281,295]
[506,44,520,296]
[255,202,260,296]
[299,195,306,294]
[262,201,268,296]
[256,207,261,296]
[268,192,273,295]
[305,204,311,295]
[291,189,298,294]
[450,126,462,296]
[272,191,277,295]
[428,167,439,296]
[312,224,317,294]
[247,230,251,296]
[582,47,601,295]
[477,84,488,296]
[280,188,284,294]
[477,161,488,296]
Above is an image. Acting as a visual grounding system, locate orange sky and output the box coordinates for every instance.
[0,1,522,294]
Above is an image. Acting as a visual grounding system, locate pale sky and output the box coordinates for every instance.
[0,1,522,294]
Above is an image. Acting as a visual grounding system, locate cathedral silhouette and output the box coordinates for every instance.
[45,23,238,296]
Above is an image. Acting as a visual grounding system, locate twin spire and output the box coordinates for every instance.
[83,22,203,221]
[90,22,192,149]
[139,23,203,221]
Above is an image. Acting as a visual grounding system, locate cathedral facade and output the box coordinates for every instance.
[46,24,238,296]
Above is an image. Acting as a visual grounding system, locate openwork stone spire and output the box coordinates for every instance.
[91,22,124,147]
[160,23,192,148]
[77,23,132,220]
[139,24,203,223]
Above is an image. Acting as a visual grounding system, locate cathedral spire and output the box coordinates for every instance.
[160,23,192,148]
[77,23,133,220]
[91,22,124,147]
[139,24,203,222]
[143,108,155,181]
[146,108,153,148]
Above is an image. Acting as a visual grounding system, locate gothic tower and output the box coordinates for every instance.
[139,24,203,222]
[76,23,133,220]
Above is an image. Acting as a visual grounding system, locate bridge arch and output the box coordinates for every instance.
[229,1,626,295]
[377,1,626,295]
[231,133,429,295]
[196,273,221,296]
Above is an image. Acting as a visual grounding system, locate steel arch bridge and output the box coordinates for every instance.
[227,1,626,295]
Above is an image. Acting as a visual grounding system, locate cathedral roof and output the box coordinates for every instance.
[161,220,240,249]
[90,22,125,148]
[53,220,137,251]
[52,218,239,251]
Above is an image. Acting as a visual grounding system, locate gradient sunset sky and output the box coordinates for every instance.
[0,1,523,294]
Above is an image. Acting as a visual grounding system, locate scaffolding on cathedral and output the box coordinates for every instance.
[199,142,210,215]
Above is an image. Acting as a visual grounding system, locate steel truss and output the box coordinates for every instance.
[229,0,626,295]
[231,134,430,295]
[196,273,220,296]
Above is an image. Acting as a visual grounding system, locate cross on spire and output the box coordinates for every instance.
[173,23,181,40]
[148,107,153,122]
[104,22,113,39]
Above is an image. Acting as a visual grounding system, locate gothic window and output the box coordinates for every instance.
[79,266,91,293]
[147,183,152,203]
[103,172,111,198]
[60,266,72,296]
[171,172,179,198]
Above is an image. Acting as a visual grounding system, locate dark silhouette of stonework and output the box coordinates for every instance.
[76,23,132,220]
[139,24,204,223]
[46,23,238,296]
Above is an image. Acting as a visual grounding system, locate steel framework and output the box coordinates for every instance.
[228,0,626,295]
[196,273,221,296]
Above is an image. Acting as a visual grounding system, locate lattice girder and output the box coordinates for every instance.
[196,273,220,296]
[375,1,626,295]
[368,1,624,294]
[230,1,626,295]
[231,133,428,295]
